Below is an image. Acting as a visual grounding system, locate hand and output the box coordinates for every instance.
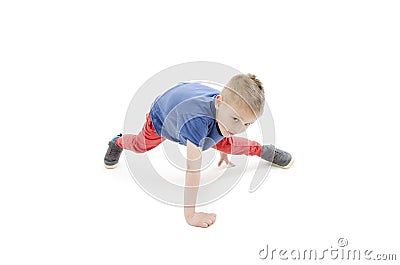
[185,212,217,228]
[218,152,235,167]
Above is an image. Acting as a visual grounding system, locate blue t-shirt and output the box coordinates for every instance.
[149,82,224,150]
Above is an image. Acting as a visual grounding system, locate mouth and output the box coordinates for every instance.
[218,122,234,136]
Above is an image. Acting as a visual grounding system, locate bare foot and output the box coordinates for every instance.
[186,212,217,228]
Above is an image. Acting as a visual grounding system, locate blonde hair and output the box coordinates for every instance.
[222,73,265,117]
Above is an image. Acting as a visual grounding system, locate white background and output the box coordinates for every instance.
[1,0,399,264]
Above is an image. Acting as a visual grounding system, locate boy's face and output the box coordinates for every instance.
[215,95,257,137]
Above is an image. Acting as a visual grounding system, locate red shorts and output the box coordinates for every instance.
[116,113,261,156]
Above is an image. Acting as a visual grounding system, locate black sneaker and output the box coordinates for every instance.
[104,134,123,169]
[261,145,294,169]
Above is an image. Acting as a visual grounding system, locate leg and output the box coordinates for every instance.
[212,136,294,169]
[116,113,166,153]
[212,136,262,157]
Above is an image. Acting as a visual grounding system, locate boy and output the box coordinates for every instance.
[104,74,293,228]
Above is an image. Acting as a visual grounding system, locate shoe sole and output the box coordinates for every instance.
[104,163,118,169]
[273,157,294,169]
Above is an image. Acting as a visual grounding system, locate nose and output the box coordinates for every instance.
[231,123,246,134]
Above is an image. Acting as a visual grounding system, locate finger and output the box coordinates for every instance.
[201,223,209,228]
[207,216,215,223]
[199,213,213,223]
[208,219,214,225]
[225,158,235,166]
[204,214,215,223]
[210,214,216,222]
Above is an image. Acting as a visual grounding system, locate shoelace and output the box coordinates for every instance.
[109,148,119,158]
[273,148,284,162]
[108,142,122,159]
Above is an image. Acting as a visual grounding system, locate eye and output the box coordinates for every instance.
[233,117,239,122]
[244,123,251,126]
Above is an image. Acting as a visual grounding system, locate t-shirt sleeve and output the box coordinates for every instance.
[178,116,210,148]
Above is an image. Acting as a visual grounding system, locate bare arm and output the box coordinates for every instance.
[184,139,216,228]
[184,139,202,218]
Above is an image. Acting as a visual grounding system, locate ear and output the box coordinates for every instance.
[215,95,222,108]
